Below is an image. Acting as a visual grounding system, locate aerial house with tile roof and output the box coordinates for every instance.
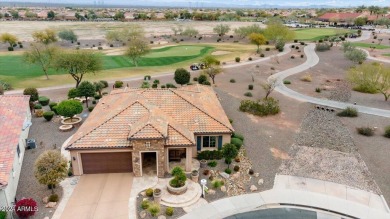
[0,95,31,208]
[66,85,234,177]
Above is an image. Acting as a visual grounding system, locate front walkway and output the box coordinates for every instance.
[180,175,390,219]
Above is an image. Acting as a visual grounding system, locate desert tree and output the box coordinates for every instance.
[32,29,57,45]
[34,150,68,194]
[23,43,58,80]
[171,25,183,36]
[174,68,191,85]
[261,78,278,99]
[53,50,103,88]
[56,100,83,121]
[47,10,55,19]
[78,81,96,107]
[200,55,220,68]
[124,38,150,67]
[94,81,105,96]
[345,49,367,64]
[0,33,18,47]
[182,27,199,38]
[234,24,263,38]
[213,24,231,37]
[204,65,222,84]
[248,33,267,53]
[264,20,295,44]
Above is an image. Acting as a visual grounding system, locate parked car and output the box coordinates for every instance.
[190,63,205,71]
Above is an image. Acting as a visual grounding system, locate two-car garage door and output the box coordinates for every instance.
[81,152,133,174]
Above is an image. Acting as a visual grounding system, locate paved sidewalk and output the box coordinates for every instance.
[268,43,390,118]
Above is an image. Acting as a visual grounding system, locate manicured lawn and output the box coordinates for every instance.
[294,28,355,41]
[351,42,390,49]
[0,45,213,86]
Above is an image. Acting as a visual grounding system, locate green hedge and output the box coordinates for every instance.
[232,133,244,141]
[197,150,223,160]
[239,98,280,117]
[231,138,243,150]
[49,102,57,110]
[38,96,50,106]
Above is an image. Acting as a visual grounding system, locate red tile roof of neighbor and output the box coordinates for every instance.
[0,95,30,187]
[66,85,234,150]
[318,13,362,21]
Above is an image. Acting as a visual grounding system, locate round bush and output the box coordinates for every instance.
[48,194,59,202]
[202,81,211,86]
[244,92,252,97]
[232,133,244,141]
[166,207,174,216]
[230,79,236,83]
[38,96,50,106]
[231,138,243,150]
[234,165,240,172]
[248,57,252,61]
[265,47,270,51]
[8,47,14,51]
[43,111,55,121]
[99,80,108,88]
[198,75,208,84]
[249,169,254,175]
[114,81,123,88]
[384,126,390,138]
[141,200,149,209]
[225,158,232,165]
[34,104,42,109]
[248,84,253,90]
[145,188,153,197]
[92,100,97,104]
[225,168,232,174]
[23,88,39,102]
[193,77,198,82]
[88,106,94,112]
[49,102,57,110]
[357,127,375,136]
[260,53,265,57]
[235,57,241,62]
[52,106,58,115]
[15,198,37,218]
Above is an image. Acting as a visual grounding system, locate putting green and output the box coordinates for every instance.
[294,28,355,41]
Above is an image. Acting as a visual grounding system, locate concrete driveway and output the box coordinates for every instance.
[60,173,133,219]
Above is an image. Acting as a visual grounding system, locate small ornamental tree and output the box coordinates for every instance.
[169,167,187,188]
[78,81,96,107]
[58,29,78,42]
[56,100,83,121]
[248,33,267,53]
[67,88,80,99]
[15,198,38,218]
[34,150,68,194]
[0,33,18,47]
[23,88,39,102]
[174,68,191,85]
[204,65,222,84]
[222,143,238,169]
[94,81,105,96]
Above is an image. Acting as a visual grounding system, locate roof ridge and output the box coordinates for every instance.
[129,123,166,139]
[168,124,194,144]
[67,100,149,148]
[170,89,233,132]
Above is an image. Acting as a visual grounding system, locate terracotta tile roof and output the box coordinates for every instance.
[318,13,362,21]
[66,85,233,150]
[0,95,30,187]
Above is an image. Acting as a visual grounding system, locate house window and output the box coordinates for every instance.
[145,142,151,148]
[203,136,216,148]
[16,144,20,158]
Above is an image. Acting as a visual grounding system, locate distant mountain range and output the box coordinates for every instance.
[0,1,351,9]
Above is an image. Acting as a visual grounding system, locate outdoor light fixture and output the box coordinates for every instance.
[73,157,76,161]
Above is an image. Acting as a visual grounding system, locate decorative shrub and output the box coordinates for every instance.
[43,111,55,121]
[0,211,6,219]
[23,88,39,101]
[239,98,280,117]
[202,81,211,86]
[249,169,254,175]
[170,167,186,188]
[225,158,232,165]
[265,47,270,51]
[207,161,217,167]
[291,45,295,48]
[114,81,123,88]
[260,53,265,57]
[203,169,210,175]
[49,102,57,110]
[152,83,158,88]
[98,46,103,50]
[300,41,305,45]
[275,40,285,51]
[357,127,375,136]
[166,207,174,216]
[15,198,37,218]
[230,79,236,83]
[248,84,253,90]
[193,77,198,82]
[248,57,252,61]
[224,168,232,174]
[315,43,331,52]
[153,79,160,84]
[92,100,97,104]
[337,107,358,117]
[244,92,252,97]
[144,75,151,81]
[197,150,223,160]
[141,200,150,209]
[198,74,208,84]
[148,203,160,217]
[8,47,13,51]
[145,188,154,197]
[301,54,304,58]
[384,126,390,138]
[34,104,42,109]
[94,94,102,100]
[235,157,240,162]
[52,106,58,115]
[234,165,240,172]
[232,133,244,141]
[231,138,243,150]
[38,96,50,106]
[88,106,94,112]
[212,179,224,188]
[301,74,312,82]
[235,57,241,62]
[99,80,108,88]
[291,55,295,59]
[166,83,177,88]
[161,85,166,88]
[48,194,59,202]
[283,80,291,84]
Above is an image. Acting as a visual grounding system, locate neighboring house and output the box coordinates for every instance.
[66,85,234,177]
[318,13,362,24]
[0,95,31,208]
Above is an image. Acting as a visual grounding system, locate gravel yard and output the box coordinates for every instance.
[15,110,78,219]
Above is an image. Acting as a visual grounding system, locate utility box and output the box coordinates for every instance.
[26,139,36,149]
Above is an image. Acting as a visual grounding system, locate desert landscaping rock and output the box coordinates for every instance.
[221,186,227,192]
[42,196,49,204]
[250,185,258,192]
[157,215,166,219]
[258,179,264,186]
[45,202,57,208]
[139,210,147,219]
[219,172,230,179]
[208,189,216,195]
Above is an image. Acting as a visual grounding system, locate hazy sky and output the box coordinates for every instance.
[3,0,390,7]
